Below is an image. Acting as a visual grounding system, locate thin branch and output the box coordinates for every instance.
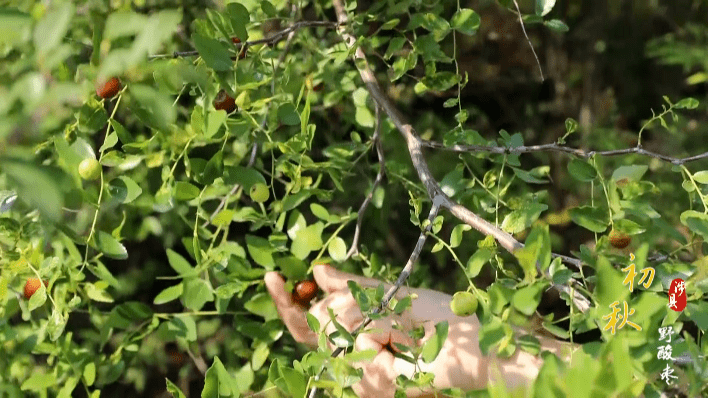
[148,20,339,60]
[420,140,708,165]
[512,0,544,81]
[331,0,590,310]
[346,104,386,260]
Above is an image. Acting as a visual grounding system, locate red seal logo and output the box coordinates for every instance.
[668,278,686,312]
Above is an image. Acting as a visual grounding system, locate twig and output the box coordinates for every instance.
[512,0,544,81]
[148,21,339,60]
[420,140,708,165]
[332,0,590,312]
[345,104,386,260]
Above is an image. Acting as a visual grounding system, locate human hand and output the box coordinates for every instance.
[265,264,577,397]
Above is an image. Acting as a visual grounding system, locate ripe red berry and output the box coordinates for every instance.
[96,77,122,99]
[609,230,631,249]
[231,37,248,59]
[213,89,236,113]
[24,278,46,299]
[293,280,318,305]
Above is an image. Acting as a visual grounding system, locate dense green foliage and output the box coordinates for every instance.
[1,0,707,397]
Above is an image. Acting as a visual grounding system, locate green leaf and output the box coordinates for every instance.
[693,171,708,184]
[182,278,214,311]
[674,97,699,109]
[261,1,276,17]
[450,8,480,35]
[393,296,412,314]
[166,249,195,275]
[108,176,142,204]
[291,223,324,260]
[86,282,114,303]
[306,312,321,333]
[192,33,232,72]
[542,321,570,339]
[21,372,57,391]
[154,283,184,304]
[380,18,400,30]
[348,280,372,313]
[280,366,307,398]
[99,132,118,153]
[28,284,47,311]
[83,362,96,386]
[278,103,300,125]
[94,231,128,260]
[512,281,547,316]
[680,210,708,242]
[421,321,449,363]
[567,159,597,181]
[129,84,176,131]
[244,292,278,320]
[0,9,32,50]
[211,209,234,227]
[310,203,330,220]
[517,334,541,355]
[205,109,227,138]
[174,181,200,201]
[246,235,275,268]
[33,3,74,57]
[535,0,556,16]
[595,256,628,310]
[104,11,146,40]
[569,206,610,233]
[501,203,548,234]
[685,301,708,331]
[611,165,648,182]
[478,317,507,355]
[409,13,450,42]
[223,166,266,191]
[328,237,347,263]
[2,158,64,222]
[450,224,471,248]
[202,357,219,398]
[565,117,578,134]
[252,341,270,371]
[467,248,493,278]
[544,19,569,32]
[165,379,186,398]
[278,256,308,281]
[384,37,406,59]
[488,282,514,315]
[226,3,250,41]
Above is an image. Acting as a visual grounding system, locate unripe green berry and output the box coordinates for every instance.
[78,158,101,180]
[450,291,478,317]
[249,183,269,203]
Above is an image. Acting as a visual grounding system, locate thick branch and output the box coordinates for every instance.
[332,1,590,311]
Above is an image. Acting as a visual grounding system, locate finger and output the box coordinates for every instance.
[310,291,363,334]
[264,272,318,347]
[313,264,388,294]
[364,315,415,352]
[352,333,398,398]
